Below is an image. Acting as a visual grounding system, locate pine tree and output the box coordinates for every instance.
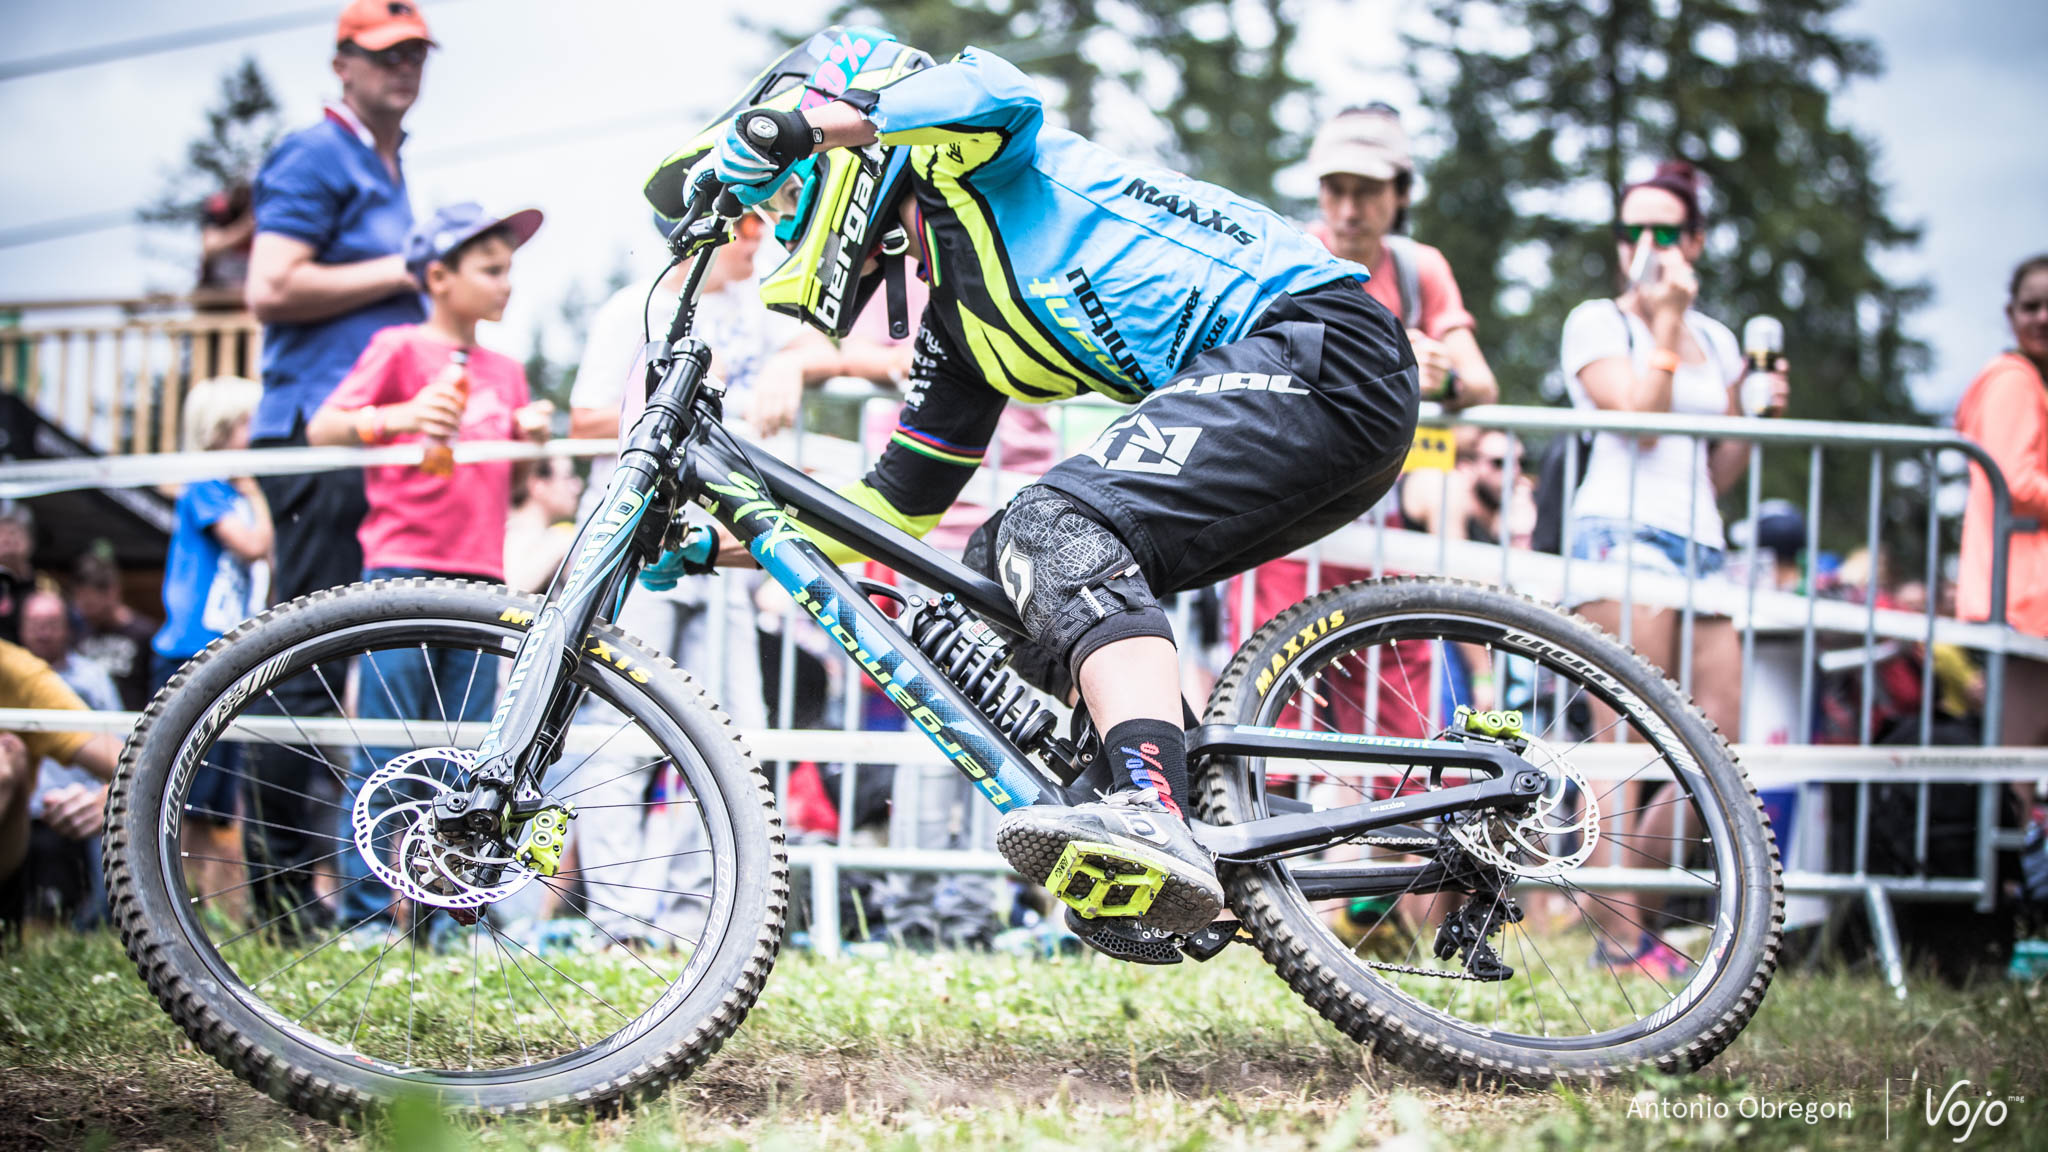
[140,57,282,225]
[807,0,1312,201]
[1406,0,1931,556]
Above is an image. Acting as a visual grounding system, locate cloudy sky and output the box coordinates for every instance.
[1,0,2041,414]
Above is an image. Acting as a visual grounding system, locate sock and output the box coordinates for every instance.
[1103,718,1189,817]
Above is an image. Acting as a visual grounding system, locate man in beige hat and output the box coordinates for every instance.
[1305,104,1495,408]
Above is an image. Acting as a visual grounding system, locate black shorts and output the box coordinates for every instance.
[252,416,368,603]
[1034,279,1418,594]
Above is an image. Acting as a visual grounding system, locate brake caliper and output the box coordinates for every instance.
[513,804,576,877]
[1454,705,1525,740]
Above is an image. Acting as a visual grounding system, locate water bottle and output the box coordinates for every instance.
[419,348,470,477]
[1740,315,1784,417]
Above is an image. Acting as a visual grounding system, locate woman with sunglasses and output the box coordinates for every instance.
[1558,160,1785,979]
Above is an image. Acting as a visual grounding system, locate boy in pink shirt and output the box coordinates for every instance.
[311,201,552,580]
[307,201,552,937]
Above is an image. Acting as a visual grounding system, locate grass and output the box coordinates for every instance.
[1,930,2042,1150]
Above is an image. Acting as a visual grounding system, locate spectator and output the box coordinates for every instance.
[1956,253,2048,747]
[197,184,259,376]
[238,0,436,931]
[15,589,119,928]
[0,565,122,929]
[1242,104,1502,641]
[307,202,552,939]
[503,454,583,595]
[150,376,271,910]
[1304,104,1496,408]
[0,501,30,580]
[1563,160,1783,735]
[152,377,273,691]
[245,0,436,606]
[1467,428,1537,549]
[198,185,257,309]
[1728,498,1808,593]
[68,547,159,713]
[1560,159,1787,978]
[566,209,812,947]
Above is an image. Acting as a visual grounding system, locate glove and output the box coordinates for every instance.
[638,525,720,592]
[705,106,816,208]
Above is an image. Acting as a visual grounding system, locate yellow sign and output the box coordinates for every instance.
[1404,427,1455,473]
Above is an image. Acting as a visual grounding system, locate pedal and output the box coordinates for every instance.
[1065,909,1182,965]
[513,805,575,877]
[1046,840,1167,920]
[1177,919,1244,962]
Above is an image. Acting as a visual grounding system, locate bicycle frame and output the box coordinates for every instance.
[453,192,1547,894]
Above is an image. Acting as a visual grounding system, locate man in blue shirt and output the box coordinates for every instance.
[246,0,434,604]
[238,0,435,937]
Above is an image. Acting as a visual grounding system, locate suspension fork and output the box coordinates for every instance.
[440,339,715,837]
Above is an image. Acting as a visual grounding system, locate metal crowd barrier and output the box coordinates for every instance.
[4,394,2045,993]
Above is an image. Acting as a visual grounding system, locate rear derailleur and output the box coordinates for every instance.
[1430,890,1523,981]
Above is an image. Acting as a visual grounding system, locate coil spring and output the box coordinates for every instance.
[908,595,1059,753]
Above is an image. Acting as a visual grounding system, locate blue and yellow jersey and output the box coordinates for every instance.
[866,49,1366,405]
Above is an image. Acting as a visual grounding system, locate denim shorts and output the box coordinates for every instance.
[1568,517,1726,578]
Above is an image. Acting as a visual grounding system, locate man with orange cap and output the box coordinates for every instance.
[237,0,438,934]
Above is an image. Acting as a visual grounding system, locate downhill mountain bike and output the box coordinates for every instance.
[107,181,1782,1122]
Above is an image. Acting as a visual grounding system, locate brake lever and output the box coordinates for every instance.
[665,185,748,259]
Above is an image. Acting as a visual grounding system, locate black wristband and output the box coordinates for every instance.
[737,106,819,168]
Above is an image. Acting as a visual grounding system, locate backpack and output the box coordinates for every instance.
[1529,432,1595,555]
[1384,234,1423,329]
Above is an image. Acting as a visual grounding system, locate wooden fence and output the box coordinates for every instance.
[0,300,259,455]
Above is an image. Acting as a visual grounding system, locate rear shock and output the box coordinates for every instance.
[906,594,1060,755]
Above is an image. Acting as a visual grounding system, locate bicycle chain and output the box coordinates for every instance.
[1363,960,1497,981]
[1356,835,1439,851]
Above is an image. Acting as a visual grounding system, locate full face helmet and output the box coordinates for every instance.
[645,26,933,337]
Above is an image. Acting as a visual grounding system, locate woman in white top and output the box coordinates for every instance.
[1561,160,1787,742]
[1559,161,1787,977]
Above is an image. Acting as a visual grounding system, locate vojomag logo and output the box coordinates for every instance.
[1913,1079,2020,1143]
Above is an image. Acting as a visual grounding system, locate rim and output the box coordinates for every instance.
[1239,607,1745,1051]
[148,615,745,1085]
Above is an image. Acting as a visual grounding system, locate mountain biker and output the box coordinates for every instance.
[648,27,1419,936]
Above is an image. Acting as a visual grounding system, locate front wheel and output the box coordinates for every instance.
[1199,577,1782,1082]
[104,579,787,1122]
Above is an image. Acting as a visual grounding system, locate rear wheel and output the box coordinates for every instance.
[1200,577,1781,1081]
[104,578,787,1122]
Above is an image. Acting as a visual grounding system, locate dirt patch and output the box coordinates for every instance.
[0,1066,339,1151]
[2,1050,1469,1148]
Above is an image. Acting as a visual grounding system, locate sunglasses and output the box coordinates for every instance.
[1616,223,1685,247]
[341,40,430,68]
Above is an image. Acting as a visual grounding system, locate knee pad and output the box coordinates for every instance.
[991,487,1174,697]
